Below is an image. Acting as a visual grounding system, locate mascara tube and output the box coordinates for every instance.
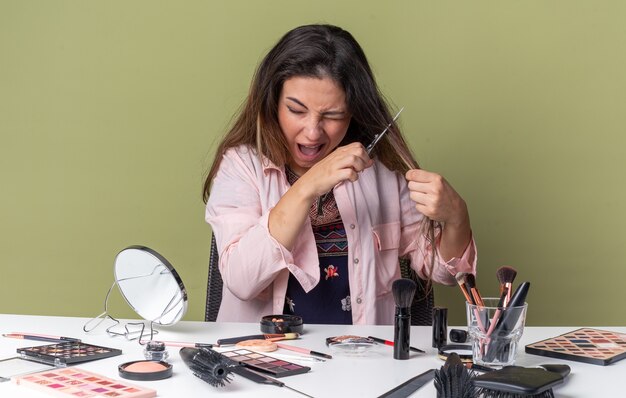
[393,305,411,360]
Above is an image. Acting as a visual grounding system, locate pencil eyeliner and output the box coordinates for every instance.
[3,333,81,343]
[368,336,425,353]
[275,342,333,359]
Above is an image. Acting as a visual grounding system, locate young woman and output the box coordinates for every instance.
[203,24,476,324]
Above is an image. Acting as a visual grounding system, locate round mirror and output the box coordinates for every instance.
[114,245,187,325]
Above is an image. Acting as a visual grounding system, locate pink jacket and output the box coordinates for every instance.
[206,145,476,324]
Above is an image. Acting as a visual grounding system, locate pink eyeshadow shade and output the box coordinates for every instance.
[123,361,168,373]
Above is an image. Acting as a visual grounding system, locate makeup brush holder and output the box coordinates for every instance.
[466,298,527,368]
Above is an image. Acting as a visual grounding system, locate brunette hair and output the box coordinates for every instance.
[202,24,438,286]
[202,24,419,202]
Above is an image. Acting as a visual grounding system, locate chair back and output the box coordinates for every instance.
[204,234,434,325]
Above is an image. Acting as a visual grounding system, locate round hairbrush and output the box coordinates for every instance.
[179,347,233,387]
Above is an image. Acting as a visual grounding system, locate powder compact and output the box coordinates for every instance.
[118,360,173,381]
[260,314,303,335]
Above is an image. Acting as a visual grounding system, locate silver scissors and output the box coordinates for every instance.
[365,107,404,155]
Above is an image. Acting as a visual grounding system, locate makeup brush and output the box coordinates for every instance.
[496,266,517,306]
[433,352,476,398]
[464,274,485,307]
[392,278,417,360]
[454,272,474,304]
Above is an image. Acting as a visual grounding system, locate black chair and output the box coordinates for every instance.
[204,234,434,325]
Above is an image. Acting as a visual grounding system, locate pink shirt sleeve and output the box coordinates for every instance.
[205,148,319,302]
[396,171,477,285]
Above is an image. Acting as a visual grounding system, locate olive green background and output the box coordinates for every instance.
[2,1,625,326]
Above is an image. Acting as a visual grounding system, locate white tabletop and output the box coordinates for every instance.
[0,314,624,397]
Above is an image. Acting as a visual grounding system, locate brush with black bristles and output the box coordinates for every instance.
[434,352,476,398]
[473,364,570,398]
[392,278,417,360]
[496,266,517,307]
[180,347,233,387]
[465,274,485,307]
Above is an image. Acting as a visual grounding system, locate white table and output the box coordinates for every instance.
[0,314,624,397]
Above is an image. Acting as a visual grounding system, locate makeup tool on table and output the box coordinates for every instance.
[432,351,571,398]
[217,332,299,346]
[525,327,626,366]
[464,274,485,307]
[274,342,332,359]
[367,336,425,353]
[496,266,517,307]
[3,333,81,343]
[180,347,314,397]
[316,107,404,216]
[0,357,55,382]
[454,272,475,304]
[118,360,173,381]
[219,348,311,378]
[481,282,530,364]
[17,341,122,367]
[392,278,417,360]
[13,367,156,398]
[179,347,232,387]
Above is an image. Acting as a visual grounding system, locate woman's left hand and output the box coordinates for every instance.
[405,169,469,227]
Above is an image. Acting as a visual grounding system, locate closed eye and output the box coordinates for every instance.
[287,106,305,115]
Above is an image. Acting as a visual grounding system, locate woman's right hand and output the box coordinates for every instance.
[296,142,374,200]
[269,142,373,250]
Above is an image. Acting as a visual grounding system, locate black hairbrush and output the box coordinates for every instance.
[434,352,476,398]
[472,364,570,398]
[180,347,233,387]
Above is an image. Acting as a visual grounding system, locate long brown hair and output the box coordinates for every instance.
[202,24,418,201]
[202,24,438,285]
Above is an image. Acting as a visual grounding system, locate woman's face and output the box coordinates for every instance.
[277,76,351,176]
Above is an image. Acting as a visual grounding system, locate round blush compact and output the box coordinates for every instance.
[118,360,172,381]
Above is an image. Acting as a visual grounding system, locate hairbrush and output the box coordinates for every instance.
[179,347,232,387]
[472,364,570,398]
[434,352,476,398]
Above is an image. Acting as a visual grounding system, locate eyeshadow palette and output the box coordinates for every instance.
[13,367,156,397]
[220,348,310,378]
[17,342,122,366]
[525,328,626,366]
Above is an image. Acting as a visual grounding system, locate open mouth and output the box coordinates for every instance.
[297,144,324,161]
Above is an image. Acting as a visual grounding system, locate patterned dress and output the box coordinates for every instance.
[283,168,352,324]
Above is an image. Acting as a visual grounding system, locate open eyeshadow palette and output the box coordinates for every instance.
[17,342,122,366]
[220,348,310,378]
[13,367,155,397]
[525,327,626,366]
